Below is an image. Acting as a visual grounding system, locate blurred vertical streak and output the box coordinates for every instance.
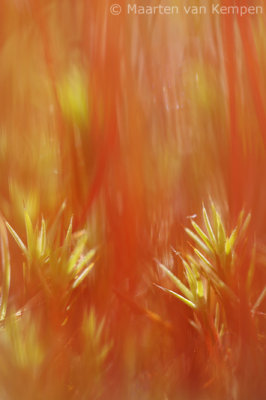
[28,0,66,224]
[0,215,11,320]
[29,0,62,126]
[79,1,120,226]
[237,11,266,223]
[222,0,266,219]
[221,1,242,220]
[237,14,266,145]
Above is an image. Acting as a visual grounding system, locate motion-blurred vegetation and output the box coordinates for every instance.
[0,0,265,399]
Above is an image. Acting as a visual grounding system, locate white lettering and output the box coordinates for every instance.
[127,4,179,15]
[212,4,264,16]
[184,6,206,14]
